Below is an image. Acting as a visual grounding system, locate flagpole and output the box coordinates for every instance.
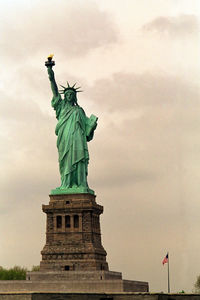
[168,252,170,293]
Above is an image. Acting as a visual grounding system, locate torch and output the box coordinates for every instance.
[45,54,55,68]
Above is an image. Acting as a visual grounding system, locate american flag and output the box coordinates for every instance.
[162,253,168,265]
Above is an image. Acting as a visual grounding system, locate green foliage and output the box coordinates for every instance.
[31,265,40,272]
[0,265,40,280]
[0,266,27,280]
[194,275,200,293]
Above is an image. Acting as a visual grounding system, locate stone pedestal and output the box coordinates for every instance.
[27,193,149,292]
[40,193,108,272]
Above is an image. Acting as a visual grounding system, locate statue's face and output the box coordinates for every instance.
[65,90,76,104]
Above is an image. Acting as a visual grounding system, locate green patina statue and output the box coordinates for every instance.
[46,56,98,195]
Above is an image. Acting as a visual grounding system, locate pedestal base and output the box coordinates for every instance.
[26,270,148,292]
[37,193,149,292]
[27,270,122,281]
[50,187,94,195]
[40,193,108,272]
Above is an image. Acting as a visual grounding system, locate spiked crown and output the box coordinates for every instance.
[59,82,82,94]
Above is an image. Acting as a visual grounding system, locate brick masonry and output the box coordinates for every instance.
[40,193,108,272]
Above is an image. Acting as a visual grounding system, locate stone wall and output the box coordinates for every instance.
[27,270,122,281]
[41,193,108,272]
[0,278,148,293]
[0,293,200,300]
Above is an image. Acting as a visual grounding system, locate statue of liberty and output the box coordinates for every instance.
[45,55,98,195]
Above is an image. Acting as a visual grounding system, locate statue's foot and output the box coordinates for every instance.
[55,185,70,190]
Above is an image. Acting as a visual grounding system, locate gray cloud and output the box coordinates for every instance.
[142,14,199,37]
[87,72,200,112]
[0,0,118,62]
[87,71,200,137]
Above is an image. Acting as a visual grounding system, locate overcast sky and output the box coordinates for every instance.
[0,0,200,293]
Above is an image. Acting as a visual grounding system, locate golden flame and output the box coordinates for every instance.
[47,54,54,59]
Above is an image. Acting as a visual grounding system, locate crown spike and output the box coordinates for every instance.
[59,82,83,94]
[60,84,66,89]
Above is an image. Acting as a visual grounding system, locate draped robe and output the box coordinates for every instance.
[51,94,97,190]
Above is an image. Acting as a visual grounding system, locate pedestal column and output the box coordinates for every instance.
[40,193,108,272]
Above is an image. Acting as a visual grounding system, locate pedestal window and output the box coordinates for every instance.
[56,215,62,228]
[74,215,79,228]
[65,215,71,228]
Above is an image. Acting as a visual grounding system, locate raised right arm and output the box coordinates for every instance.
[47,66,59,97]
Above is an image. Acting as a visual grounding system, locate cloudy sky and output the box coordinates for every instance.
[0,0,200,293]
